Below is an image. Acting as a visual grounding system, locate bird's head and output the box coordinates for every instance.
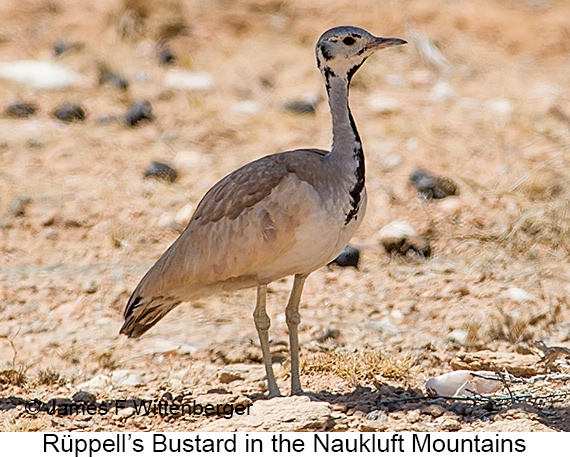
[316,26,406,82]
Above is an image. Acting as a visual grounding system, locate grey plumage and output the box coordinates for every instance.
[120,26,406,397]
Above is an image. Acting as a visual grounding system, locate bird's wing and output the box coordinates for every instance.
[121,148,329,337]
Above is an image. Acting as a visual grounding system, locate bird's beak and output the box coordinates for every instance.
[371,37,407,50]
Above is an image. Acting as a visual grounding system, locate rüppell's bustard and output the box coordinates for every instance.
[120,26,406,397]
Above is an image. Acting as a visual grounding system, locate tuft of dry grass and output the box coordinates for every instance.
[0,368,27,387]
[300,350,414,386]
[37,368,65,386]
[488,312,532,344]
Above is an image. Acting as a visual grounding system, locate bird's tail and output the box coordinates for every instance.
[120,289,181,338]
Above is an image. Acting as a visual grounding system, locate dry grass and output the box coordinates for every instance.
[0,368,27,387]
[300,350,414,386]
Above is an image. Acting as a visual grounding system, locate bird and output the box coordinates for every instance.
[120,26,406,398]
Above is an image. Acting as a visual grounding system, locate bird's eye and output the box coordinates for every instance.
[342,36,356,46]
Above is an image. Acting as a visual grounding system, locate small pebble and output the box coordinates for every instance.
[53,40,83,56]
[144,161,178,183]
[0,60,82,89]
[505,287,535,303]
[72,391,96,403]
[98,66,129,91]
[447,329,468,345]
[124,100,153,127]
[283,100,316,115]
[4,102,37,118]
[378,221,431,258]
[158,45,176,65]
[53,102,86,123]
[329,245,360,268]
[410,169,459,199]
[163,69,213,91]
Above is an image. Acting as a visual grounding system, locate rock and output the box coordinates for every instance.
[197,396,333,432]
[76,374,111,391]
[451,351,542,377]
[72,391,96,403]
[447,329,469,345]
[53,40,84,56]
[110,370,143,387]
[283,100,316,115]
[410,169,459,200]
[485,98,514,116]
[163,70,213,91]
[9,195,31,217]
[421,404,447,418]
[82,280,98,294]
[425,370,502,397]
[114,407,135,420]
[429,81,456,102]
[366,410,388,422]
[53,103,86,123]
[98,66,129,90]
[329,245,360,268]
[378,221,431,258]
[158,45,176,65]
[124,100,153,126]
[144,161,178,183]
[218,363,266,383]
[4,102,37,118]
[231,101,261,115]
[158,213,180,231]
[367,94,402,114]
[175,203,194,228]
[0,60,83,89]
[504,287,535,303]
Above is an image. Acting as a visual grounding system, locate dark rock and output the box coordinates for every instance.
[158,46,176,65]
[283,100,317,115]
[53,40,84,56]
[5,102,37,118]
[53,103,86,123]
[329,245,360,268]
[410,169,459,199]
[144,161,178,183]
[124,100,153,127]
[72,391,96,403]
[98,66,129,91]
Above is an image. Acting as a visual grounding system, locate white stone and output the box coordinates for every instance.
[163,70,213,91]
[429,81,456,102]
[76,374,111,391]
[505,287,535,303]
[175,204,194,227]
[110,370,144,387]
[0,60,83,89]
[231,101,261,115]
[378,221,417,240]
[485,98,515,116]
[425,370,502,397]
[367,94,402,114]
[447,329,468,345]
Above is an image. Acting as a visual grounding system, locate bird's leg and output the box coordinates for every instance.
[285,274,308,395]
[253,284,281,398]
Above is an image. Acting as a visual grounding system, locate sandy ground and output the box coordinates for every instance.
[1,0,570,432]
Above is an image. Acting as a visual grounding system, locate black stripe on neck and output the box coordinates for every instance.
[345,111,365,225]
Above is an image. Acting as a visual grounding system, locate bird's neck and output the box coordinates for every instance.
[325,71,365,224]
[326,73,363,159]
